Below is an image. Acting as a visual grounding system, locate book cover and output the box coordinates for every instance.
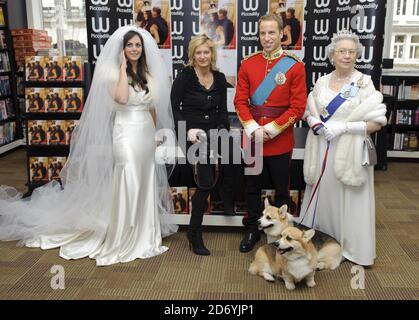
[261,189,276,206]
[25,56,46,81]
[210,200,226,215]
[0,30,6,49]
[65,119,78,145]
[28,120,48,145]
[171,186,188,214]
[0,75,11,96]
[290,190,299,216]
[0,100,7,120]
[48,156,67,181]
[44,56,63,81]
[47,120,66,145]
[25,87,46,112]
[0,7,4,26]
[45,88,64,112]
[63,56,84,81]
[29,157,49,182]
[234,201,247,215]
[189,187,211,215]
[64,88,84,112]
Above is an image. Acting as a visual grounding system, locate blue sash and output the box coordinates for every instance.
[250,56,297,107]
[320,82,360,122]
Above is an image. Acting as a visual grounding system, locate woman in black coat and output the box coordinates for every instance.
[170,34,234,255]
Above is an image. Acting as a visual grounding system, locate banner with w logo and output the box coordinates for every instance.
[304,0,387,90]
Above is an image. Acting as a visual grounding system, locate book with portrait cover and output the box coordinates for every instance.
[47,120,66,145]
[261,189,276,206]
[210,200,225,214]
[48,156,67,182]
[234,201,247,215]
[25,56,46,81]
[44,56,63,81]
[25,88,46,112]
[189,187,211,215]
[290,190,299,216]
[65,119,78,145]
[0,7,4,26]
[29,157,49,182]
[45,88,64,112]
[64,87,84,112]
[28,120,47,145]
[0,30,6,49]
[63,56,84,81]
[171,186,188,214]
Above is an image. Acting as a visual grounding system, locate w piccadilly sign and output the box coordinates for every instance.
[85,0,387,91]
[304,0,387,90]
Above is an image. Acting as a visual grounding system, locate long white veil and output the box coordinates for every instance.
[0,25,178,242]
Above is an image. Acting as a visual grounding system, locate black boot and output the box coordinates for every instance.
[187,229,210,255]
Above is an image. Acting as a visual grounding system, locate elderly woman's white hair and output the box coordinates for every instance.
[326,30,363,64]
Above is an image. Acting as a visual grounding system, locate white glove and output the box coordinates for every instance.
[187,128,206,143]
[306,116,326,135]
[346,121,366,135]
[324,121,348,141]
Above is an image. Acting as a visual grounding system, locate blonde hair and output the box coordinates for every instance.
[186,34,218,71]
[258,14,283,32]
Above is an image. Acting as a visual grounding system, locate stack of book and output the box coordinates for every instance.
[11,29,52,71]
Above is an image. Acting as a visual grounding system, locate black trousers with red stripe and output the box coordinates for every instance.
[244,152,292,233]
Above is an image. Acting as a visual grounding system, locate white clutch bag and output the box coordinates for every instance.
[362,136,377,167]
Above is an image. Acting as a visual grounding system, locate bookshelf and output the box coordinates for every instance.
[0,1,24,155]
[23,60,91,194]
[382,74,419,160]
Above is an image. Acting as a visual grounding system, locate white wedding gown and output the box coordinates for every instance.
[25,86,168,266]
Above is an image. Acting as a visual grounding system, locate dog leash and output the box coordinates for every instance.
[299,141,330,228]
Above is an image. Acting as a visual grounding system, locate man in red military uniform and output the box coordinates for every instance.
[234,13,307,252]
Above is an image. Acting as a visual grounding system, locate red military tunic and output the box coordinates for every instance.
[234,48,307,156]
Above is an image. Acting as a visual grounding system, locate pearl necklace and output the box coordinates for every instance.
[332,70,354,82]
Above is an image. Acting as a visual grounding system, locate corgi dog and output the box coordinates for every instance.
[249,226,318,290]
[257,198,342,271]
[274,227,318,290]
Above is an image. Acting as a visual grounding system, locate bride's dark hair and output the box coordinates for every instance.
[123,31,149,93]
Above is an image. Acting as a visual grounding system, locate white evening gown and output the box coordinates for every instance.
[25,87,168,266]
[299,85,376,266]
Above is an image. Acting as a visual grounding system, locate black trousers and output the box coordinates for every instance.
[169,134,235,231]
[244,152,292,233]
[190,162,234,230]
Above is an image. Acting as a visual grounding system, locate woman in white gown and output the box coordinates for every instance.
[299,31,387,266]
[0,26,178,266]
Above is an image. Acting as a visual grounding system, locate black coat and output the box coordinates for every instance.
[171,66,230,133]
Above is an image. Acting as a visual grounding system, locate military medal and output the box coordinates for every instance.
[320,106,330,118]
[275,72,287,86]
[343,90,351,99]
[356,76,365,88]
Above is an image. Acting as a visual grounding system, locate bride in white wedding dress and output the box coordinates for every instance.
[0,26,178,266]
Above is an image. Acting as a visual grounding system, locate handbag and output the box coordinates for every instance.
[362,135,377,167]
[192,160,220,191]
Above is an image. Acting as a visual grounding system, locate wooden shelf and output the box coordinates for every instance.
[23,113,81,120]
[167,214,245,226]
[0,139,24,155]
[387,151,419,158]
[0,116,16,124]
[24,81,85,88]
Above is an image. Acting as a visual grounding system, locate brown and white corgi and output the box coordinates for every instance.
[257,198,342,271]
[274,227,318,290]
